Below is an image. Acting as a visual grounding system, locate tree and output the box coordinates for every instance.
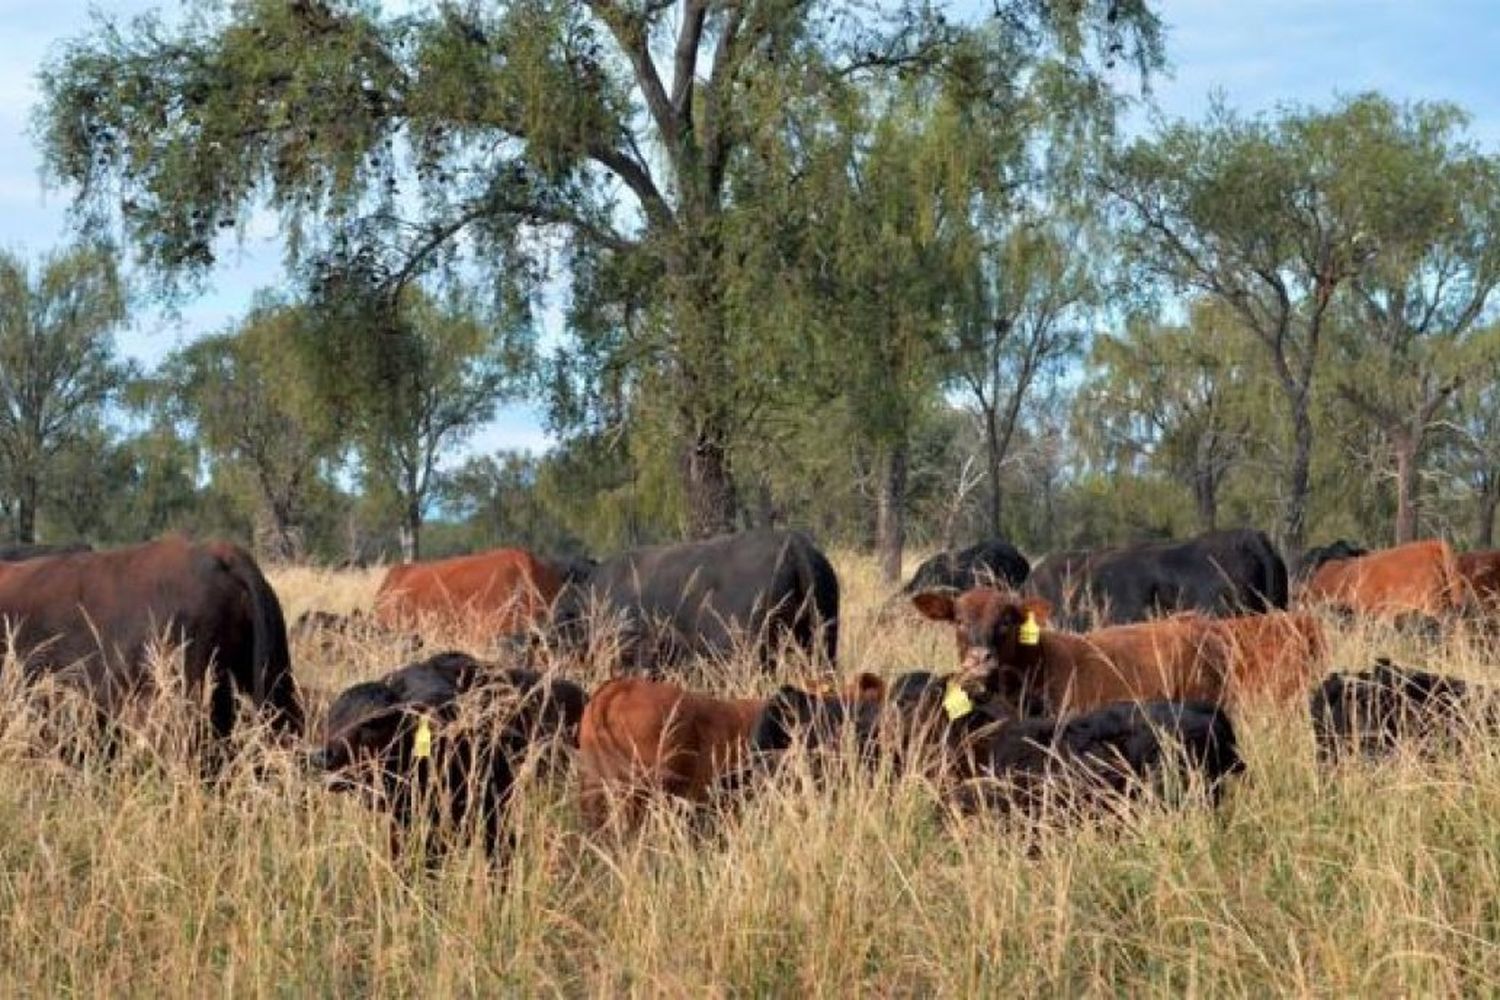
[439,451,586,556]
[1107,100,1381,555]
[0,244,129,542]
[951,220,1092,539]
[304,285,528,561]
[1449,326,1500,547]
[40,0,1162,538]
[805,84,979,582]
[1327,98,1500,543]
[159,299,343,561]
[1076,302,1257,531]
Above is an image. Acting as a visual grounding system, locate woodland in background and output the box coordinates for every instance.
[4,1,1500,577]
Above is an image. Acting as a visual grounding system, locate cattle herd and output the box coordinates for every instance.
[0,526,1498,868]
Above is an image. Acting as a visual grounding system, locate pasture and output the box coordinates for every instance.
[0,553,1497,995]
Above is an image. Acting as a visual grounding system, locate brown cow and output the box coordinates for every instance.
[912,589,1231,717]
[1457,550,1500,611]
[374,548,564,637]
[577,671,884,833]
[1212,611,1327,706]
[1299,539,1463,619]
[0,536,302,741]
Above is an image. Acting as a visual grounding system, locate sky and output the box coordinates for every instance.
[1,0,1498,461]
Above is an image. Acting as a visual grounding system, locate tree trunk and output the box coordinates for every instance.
[1284,398,1314,558]
[682,425,737,538]
[876,441,908,584]
[1391,431,1420,544]
[1193,469,1218,533]
[984,408,1003,539]
[399,502,421,562]
[752,477,778,529]
[15,470,38,544]
[1477,474,1500,549]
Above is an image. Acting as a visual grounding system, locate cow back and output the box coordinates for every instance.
[557,529,839,670]
[1302,539,1463,618]
[375,547,564,636]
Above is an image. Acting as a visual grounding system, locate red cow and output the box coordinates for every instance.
[1300,539,1463,619]
[375,548,564,637]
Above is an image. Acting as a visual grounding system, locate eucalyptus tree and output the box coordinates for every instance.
[1075,301,1258,532]
[159,300,343,561]
[951,219,1093,539]
[1327,98,1500,542]
[0,244,130,543]
[40,0,1162,538]
[1109,94,1500,552]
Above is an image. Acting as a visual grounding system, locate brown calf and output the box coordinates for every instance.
[577,672,885,833]
[912,589,1231,717]
[1215,611,1327,706]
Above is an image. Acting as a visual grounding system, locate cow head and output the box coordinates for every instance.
[310,681,438,796]
[911,588,1051,701]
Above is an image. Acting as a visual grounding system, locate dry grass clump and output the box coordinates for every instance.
[0,551,1497,994]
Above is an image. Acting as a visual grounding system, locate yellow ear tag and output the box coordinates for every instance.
[1018,610,1041,647]
[943,682,975,721]
[413,717,433,760]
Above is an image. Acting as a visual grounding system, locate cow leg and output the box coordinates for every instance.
[578,770,612,834]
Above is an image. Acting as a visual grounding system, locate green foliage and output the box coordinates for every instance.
[0,243,131,542]
[1108,93,1500,551]
[1076,301,1260,530]
[300,283,531,559]
[158,298,344,560]
[39,0,1163,537]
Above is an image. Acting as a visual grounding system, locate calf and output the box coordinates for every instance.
[578,672,882,831]
[913,589,1231,718]
[577,677,766,833]
[955,700,1244,820]
[311,651,586,864]
[1215,611,1328,706]
[1309,659,1495,760]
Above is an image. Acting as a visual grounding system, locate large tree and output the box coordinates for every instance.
[40,0,1161,538]
[1076,302,1257,532]
[1111,95,1500,551]
[159,299,343,561]
[1327,98,1500,543]
[1107,100,1380,555]
[303,284,528,560]
[0,244,130,543]
[803,83,980,582]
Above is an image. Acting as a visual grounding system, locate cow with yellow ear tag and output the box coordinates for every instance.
[310,651,588,868]
[912,587,1233,717]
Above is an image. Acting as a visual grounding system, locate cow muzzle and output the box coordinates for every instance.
[957,649,998,693]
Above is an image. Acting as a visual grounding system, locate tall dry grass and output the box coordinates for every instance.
[0,551,1496,995]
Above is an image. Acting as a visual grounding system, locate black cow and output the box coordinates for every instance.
[311,651,587,864]
[554,529,839,671]
[955,700,1244,819]
[549,553,598,586]
[0,542,92,561]
[901,540,1031,594]
[1026,528,1288,630]
[1297,539,1369,579]
[1309,659,1495,761]
[750,686,884,757]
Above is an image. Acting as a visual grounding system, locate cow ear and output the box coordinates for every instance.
[1021,596,1053,625]
[912,589,957,622]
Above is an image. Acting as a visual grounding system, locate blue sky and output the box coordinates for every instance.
[2,0,1498,460]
